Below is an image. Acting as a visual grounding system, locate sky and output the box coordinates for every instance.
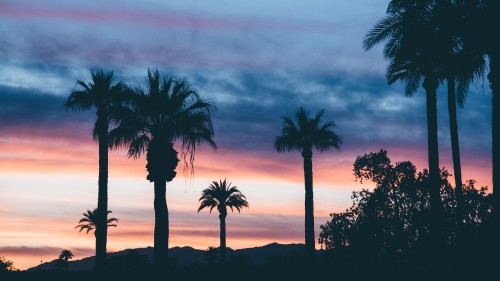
[0,0,493,270]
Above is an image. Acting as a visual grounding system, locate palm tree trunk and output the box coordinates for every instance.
[219,213,227,263]
[485,0,500,270]
[153,180,169,269]
[488,51,500,268]
[447,76,464,243]
[95,122,108,272]
[302,148,315,257]
[423,75,443,263]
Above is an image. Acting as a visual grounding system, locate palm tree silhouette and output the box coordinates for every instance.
[65,69,126,271]
[470,0,500,238]
[75,208,119,235]
[486,1,500,236]
[363,1,449,256]
[109,68,216,268]
[435,1,485,236]
[198,179,249,263]
[57,249,74,272]
[274,107,342,257]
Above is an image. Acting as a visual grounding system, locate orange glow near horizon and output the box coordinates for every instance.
[0,130,493,270]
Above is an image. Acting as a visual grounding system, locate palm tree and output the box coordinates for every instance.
[471,0,500,243]
[462,0,500,263]
[363,1,449,257]
[198,179,249,263]
[109,68,216,268]
[436,1,485,236]
[274,107,342,256]
[364,1,487,254]
[75,208,119,235]
[485,0,500,264]
[57,249,74,272]
[65,69,125,271]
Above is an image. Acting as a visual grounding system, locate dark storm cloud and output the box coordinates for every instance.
[0,85,92,138]
[190,71,429,154]
[0,67,491,165]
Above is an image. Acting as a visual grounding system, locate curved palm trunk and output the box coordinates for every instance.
[423,76,443,263]
[302,148,315,257]
[153,180,169,269]
[219,212,227,263]
[95,120,108,272]
[447,76,464,241]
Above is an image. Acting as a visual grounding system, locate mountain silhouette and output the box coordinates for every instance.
[27,243,305,271]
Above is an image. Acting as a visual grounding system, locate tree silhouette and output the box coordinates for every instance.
[467,0,500,256]
[198,179,249,263]
[274,107,342,257]
[363,0,448,260]
[65,69,126,271]
[0,256,17,272]
[433,1,485,237]
[109,68,216,269]
[75,208,118,235]
[56,249,74,272]
[320,150,492,269]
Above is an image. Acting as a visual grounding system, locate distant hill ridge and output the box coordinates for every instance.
[28,243,305,271]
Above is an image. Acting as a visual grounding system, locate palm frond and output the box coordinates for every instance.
[198,179,248,214]
[109,69,216,182]
[275,107,342,155]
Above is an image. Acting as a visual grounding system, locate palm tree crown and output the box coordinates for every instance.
[59,250,74,261]
[198,179,249,215]
[75,209,119,234]
[110,68,216,182]
[274,107,342,155]
[65,69,126,140]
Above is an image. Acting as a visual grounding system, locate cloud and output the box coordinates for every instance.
[0,246,93,257]
[0,68,492,188]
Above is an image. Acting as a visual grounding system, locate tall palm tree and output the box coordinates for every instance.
[274,107,342,256]
[442,1,486,238]
[363,1,449,257]
[471,0,500,246]
[433,0,485,232]
[65,69,125,271]
[465,0,500,264]
[198,179,249,263]
[75,208,119,234]
[109,68,216,268]
[364,1,487,252]
[485,0,500,264]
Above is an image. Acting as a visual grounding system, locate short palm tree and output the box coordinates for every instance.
[274,107,342,256]
[198,179,248,263]
[65,69,125,271]
[109,68,216,268]
[57,249,74,272]
[75,208,119,235]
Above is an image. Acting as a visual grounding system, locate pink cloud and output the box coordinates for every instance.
[0,2,335,33]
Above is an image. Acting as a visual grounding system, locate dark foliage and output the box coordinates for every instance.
[0,256,17,272]
[319,150,492,269]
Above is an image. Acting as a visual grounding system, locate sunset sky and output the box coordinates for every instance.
[0,0,493,270]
